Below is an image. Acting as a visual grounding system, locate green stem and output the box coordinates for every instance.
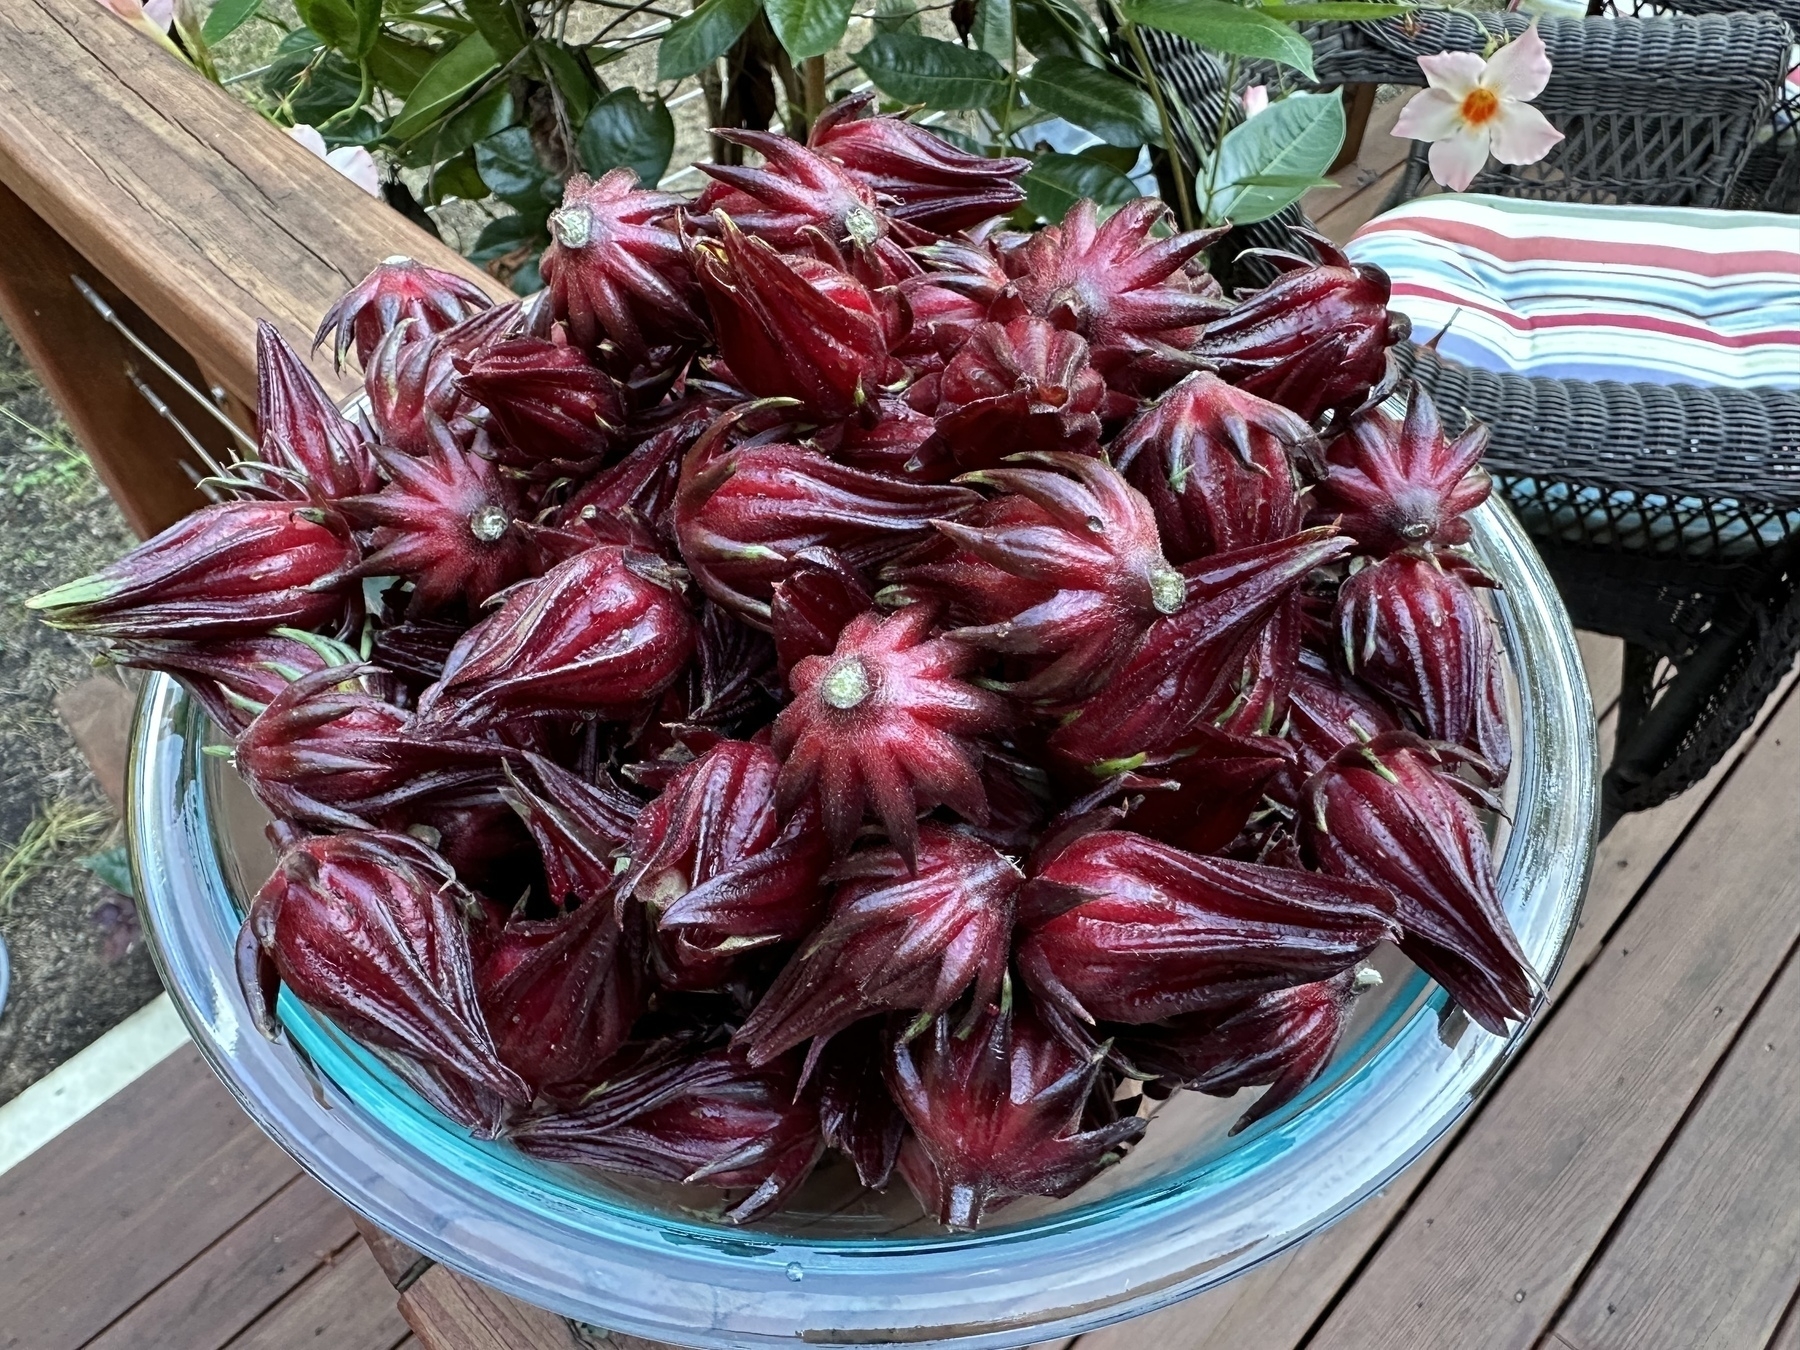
[1121,20,1194,232]
[1201,53,1240,225]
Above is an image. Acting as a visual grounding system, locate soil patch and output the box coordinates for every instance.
[0,321,165,1107]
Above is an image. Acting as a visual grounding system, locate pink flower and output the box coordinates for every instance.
[288,124,383,199]
[1240,85,1269,117]
[1391,22,1564,193]
[96,0,180,50]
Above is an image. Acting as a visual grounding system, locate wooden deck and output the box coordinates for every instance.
[7,624,1799,1350]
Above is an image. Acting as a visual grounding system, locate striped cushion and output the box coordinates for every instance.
[1344,195,1800,390]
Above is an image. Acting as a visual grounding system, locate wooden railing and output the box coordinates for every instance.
[0,3,625,1346]
[0,0,506,538]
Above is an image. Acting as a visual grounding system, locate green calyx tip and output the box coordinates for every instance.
[25,573,120,613]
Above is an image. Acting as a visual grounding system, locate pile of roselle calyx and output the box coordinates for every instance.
[29,95,1532,1232]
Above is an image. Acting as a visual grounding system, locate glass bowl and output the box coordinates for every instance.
[129,495,1597,1349]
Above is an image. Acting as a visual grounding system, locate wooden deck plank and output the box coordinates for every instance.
[398,1265,581,1350]
[220,1239,412,1350]
[1553,914,1800,1347]
[1303,681,1800,1350]
[84,1175,360,1350]
[0,1047,299,1350]
[1303,90,1410,245]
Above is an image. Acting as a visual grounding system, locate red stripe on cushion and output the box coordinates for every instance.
[1391,282,1800,349]
[1359,216,1800,281]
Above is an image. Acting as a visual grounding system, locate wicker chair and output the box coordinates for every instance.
[1148,12,1800,827]
[1590,0,1800,210]
[1309,10,1793,209]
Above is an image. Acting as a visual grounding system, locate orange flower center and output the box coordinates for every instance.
[1460,86,1501,126]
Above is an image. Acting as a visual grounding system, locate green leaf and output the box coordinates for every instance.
[854,33,1009,109]
[1206,89,1343,224]
[578,88,677,186]
[367,34,437,96]
[427,149,489,203]
[1022,150,1140,221]
[658,0,763,81]
[293,0,358,51]
[1020,55,1160,148]
[1119,0,1314,77]
[1079,141,1142,171]
[873,0,922,35]
[394,85,514,165]
[1258,0,1414,18]
[200,0,262,45]
[766,0,854,60]
[1015,0,1106,62]
[475,126,558,209]
[535,41,596,124]
[971,0,1013,61]
[353,0,381,57]
[469,212,545,263]
[463,0,529,59]
[389,32,498,141]
[79,847,135,901]
[289,51,365,124]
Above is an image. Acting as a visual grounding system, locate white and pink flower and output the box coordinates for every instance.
[1392,23,1565,193]
[288,124,384,199]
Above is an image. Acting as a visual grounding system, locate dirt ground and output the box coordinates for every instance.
[0,323,164,1107]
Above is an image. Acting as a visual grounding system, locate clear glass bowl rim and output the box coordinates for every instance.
[129,495,1597,1349]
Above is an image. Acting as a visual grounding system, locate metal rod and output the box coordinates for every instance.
[72,275,260,455]
[126,367,232,487]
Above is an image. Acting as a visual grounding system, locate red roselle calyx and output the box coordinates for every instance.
[1194,233,1408,423]
[416,543,695,730]
[1115,966,1381,1133]
[809,94,1029,234]
[1049,529,1353,771]
[1122,724,1296,856]
[315,256,493,371]
[697,130,907,271]
[254,322,380,498]
[509,1047,825,1224]
[1017,830,1396,1034]
[674,440,977,627]
[619,740,831,989]
[817,1019,907,1189]
[769,547,874,675]
[453,333,625,472]
[1113,371,1310,564]
[692,216,906,421]
[26,500,357,641]
[889,996,1145,1230]
[103,628,361,735]
[998,199,1227,392]
[1314,385,1492,556]
[235,664,502,830]
[1304,732,1533,1034]
[736,824,1021,1065]
[935,452,1187,703]
[339,429,531,615]
[1336,552,1511,780]
[914,318,1105,474]
[771,606,1010,865]
[475,892,640,1103]
[362,304,520,455]
[237,829,529,1103]
[540,169,704,359]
